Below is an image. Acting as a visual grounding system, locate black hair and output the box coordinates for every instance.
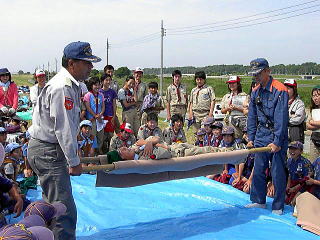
[311,87,320,110]
[104,65,114,72]
[0,72,11,82]
[125,75,134,82]
[248,79,258,96]
[148,81,158,89]
[147,112,158,123]
[286,85,298,99]
[100,73,112,82]
[194,71,206,80]
[86,76,101,92]
[172,70,182,77]
[61,56,80,68]
[171,114,183,125]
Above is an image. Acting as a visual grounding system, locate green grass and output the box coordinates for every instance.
[12,74,33,86]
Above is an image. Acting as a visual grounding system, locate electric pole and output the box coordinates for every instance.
[160,20,165,96]
[106,38,109,65]
[55,58,58,74]
[47,62,50,81]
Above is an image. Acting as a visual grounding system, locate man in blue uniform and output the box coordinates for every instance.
[28,41,101,239]
[246,58,288,215]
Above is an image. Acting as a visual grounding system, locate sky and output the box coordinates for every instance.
[1,0,319,73]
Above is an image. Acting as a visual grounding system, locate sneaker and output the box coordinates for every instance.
[272,209,283,215]
[245,203,266,209]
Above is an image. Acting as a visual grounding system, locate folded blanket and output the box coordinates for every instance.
[296,192,320,236]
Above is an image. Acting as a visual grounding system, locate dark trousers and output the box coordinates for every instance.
[28,138,77,240]
[250,149,287,210]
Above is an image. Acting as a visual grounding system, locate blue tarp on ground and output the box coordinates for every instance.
[11,175,319,240]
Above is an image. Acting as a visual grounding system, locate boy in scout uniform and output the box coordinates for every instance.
[133,67,148,125]
[166,70,188,120]
[105,135,242,163]
[163,114,186,145]
[188,71,216,130]
[140,81,165,124]
[109,122,136,151]
[137,113,163,141]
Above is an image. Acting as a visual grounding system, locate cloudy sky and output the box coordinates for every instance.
[1,0,319,72]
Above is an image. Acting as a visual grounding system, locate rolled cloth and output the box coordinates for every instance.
[96,164,223,188]
[296,192,320,236]
[111,149,249,174]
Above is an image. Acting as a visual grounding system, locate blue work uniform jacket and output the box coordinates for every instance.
[247,77,289,148]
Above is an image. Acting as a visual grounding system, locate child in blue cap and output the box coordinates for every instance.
[2,143,22,181]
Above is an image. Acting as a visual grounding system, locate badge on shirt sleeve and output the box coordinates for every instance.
[65,97,74,110]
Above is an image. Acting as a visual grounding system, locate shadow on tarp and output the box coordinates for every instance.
[77,206,261,240]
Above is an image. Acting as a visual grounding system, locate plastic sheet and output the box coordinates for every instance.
[13,175,320,239]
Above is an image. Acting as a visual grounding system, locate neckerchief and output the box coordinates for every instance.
[174,84,181,103]
[141,93,160,112]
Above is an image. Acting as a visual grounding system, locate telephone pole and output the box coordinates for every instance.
[55,58,58,73]
[106,38,109,65]
[160,20,165,96]
[47,62,50,81]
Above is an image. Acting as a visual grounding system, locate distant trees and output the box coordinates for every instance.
[18,70,24,75]
[143,62,320,76]
[115,67,131,78]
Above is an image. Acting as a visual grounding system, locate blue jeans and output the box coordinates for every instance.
[28,138,77,240]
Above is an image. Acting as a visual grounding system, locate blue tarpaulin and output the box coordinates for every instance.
[9,175,319,240]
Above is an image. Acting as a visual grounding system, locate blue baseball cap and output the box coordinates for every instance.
[0,68,10,75]
[63,41,101,63]
[5,142,21,153]
[222,126,235,135]
[288,141,303,150]
[211,121,223,129]
[0,127,7,133]
[248,58,269,76]
[0,224,54,240]
[80,120,92,128]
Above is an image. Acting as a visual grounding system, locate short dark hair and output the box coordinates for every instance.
[228,82,243,93]
[125,75,134,82]
[194,71,206,80]
[104,65,114,72]
[61,56,80,68]
[147,112,158,123]
[86,76,101,92]
[100,73,112,81]
[148,81,158,89]
[172,70,182,77]
[171,114,183,125]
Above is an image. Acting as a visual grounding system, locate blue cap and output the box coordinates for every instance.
[80,120,92,128]
[288,141,303,150]
[0,68,10,75]
[5,143,21,153]
[25,131,31,139]
[0,127,6,133]
[248,58,269,76]
[63,41,101,63]
[211,121,223,129]
[222,126,235,135]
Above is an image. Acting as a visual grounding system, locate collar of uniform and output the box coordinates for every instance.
[60,67,79,87]
[262,76,273,92]
[197,84,207,89]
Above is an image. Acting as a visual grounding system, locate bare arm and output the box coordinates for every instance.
[9,185,23,217]
[208,100,215,117]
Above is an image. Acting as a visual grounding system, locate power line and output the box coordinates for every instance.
[167,8,320,36]
[111,32,159,47]
[111,35,160,49]
[167,0,319,30]
[168,3,320,34]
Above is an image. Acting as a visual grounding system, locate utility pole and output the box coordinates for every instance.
[160,20,165,96]
[106,38,109,65]
[55,58,58,74]
[47,62,50,81]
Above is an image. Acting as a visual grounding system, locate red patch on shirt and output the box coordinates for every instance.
[65,97,74,110]
[150,154,156,159]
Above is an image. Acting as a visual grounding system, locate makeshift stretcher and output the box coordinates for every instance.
[80,147,271,188]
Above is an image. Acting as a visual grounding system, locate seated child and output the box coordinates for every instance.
[306,157,320,199]
[207,126,244,184]
[137,113,163,141]
[194,128,206,147]
[203,117,214,146]
[210,121,223,147]
[0,127,7,147]
[286,141,313,205]
[163,114,186,145]
[109,122,136,151]
[19,132,33,178]
[232,153,255,193]
[2,143,22,182]
[140,82,164,125]
[77,120,98,159]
